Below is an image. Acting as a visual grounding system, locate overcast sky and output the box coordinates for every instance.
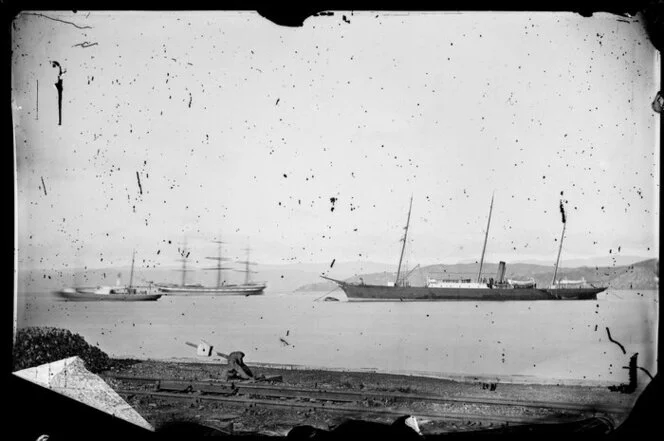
[13,11,660,271]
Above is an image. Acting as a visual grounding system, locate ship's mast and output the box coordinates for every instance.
[551,200,567,288]
[178,237,190,287]
[245,248,250,285]
[222,240,227,288]
[204,239,232,288]
[477,193,495,283]
[129,249,136,289]
[395,195,413,287]
[235,243,258,285]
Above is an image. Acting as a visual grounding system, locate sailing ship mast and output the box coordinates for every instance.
[235,244,258,285]
[244,248,251,285]
[128,249,136,290]
[395,196,413,287]
[551,200,567,288]
[477,193,495,283]
[204,239,232,288]
[177,237,193,287]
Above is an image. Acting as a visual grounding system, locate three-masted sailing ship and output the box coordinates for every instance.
[157,238,266,296]
[322,196,606,301]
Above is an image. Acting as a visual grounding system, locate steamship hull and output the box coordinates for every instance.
[334,283,602,301]
[56,288,162,301]
[322,196,606,302]
[545,287,605,299]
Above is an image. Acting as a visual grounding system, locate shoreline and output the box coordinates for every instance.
[110,356,644,388]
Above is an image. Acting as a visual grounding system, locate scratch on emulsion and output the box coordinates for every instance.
[136,171,143,195]
[23,12,93,29]
[72,41,98,48]
[606,327,626,354]
[40,176,47,196]
[51,61,65,125]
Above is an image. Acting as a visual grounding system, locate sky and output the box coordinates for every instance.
[12,11,660,272]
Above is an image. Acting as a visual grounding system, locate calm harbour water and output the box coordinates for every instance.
[16,289,658,386]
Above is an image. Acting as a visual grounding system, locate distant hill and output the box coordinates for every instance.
[511,255,658,268]
[295,258,659,292]
[605,258,659,289]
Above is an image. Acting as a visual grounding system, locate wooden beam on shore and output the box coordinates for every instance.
[107,374,628,414]
[157,380,235,395]
[116,388,588,427]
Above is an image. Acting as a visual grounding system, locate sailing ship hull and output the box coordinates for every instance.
[56,289,162,302]
[158,284,266,296]
[337,283,601,301]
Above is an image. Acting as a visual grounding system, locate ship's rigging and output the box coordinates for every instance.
[173,237,260,287]
[203,238,233,288]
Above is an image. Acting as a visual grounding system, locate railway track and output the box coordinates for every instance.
[107,374,629,428]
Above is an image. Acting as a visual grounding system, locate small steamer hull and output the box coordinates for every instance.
[56,289,162,302]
